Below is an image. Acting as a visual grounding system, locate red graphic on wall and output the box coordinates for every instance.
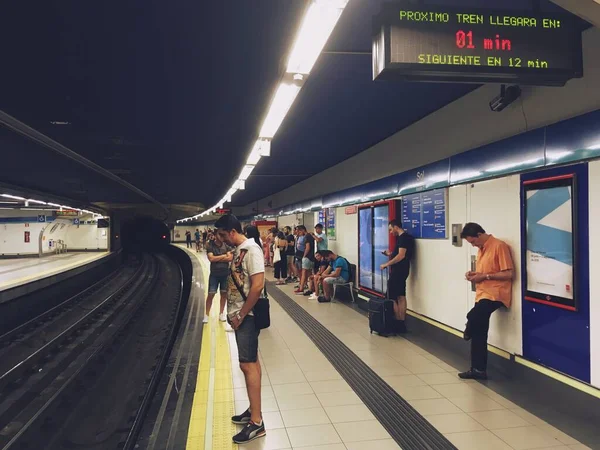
[24,231,30,243]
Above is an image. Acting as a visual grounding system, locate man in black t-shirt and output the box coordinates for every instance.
[381,219,415,334]
[284,226,297,282]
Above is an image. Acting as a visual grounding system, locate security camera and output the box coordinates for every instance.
[489,85,522,112]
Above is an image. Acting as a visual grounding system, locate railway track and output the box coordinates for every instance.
[0,252,184,450]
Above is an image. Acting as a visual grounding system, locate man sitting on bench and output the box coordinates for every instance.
[318,250,350,303]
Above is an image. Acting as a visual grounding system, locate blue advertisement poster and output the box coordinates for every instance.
[318,210,326,226]
[326,208,336,241]
[524,175,576,310]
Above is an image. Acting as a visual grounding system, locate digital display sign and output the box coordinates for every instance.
[373,3,583,86]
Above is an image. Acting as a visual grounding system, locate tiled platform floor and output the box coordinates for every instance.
[201,255,591,449]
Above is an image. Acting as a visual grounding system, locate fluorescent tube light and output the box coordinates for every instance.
[259,82,301,139]
[239,165,255,181]
[247,141,262,165]
[258,139,271,157]
[286,0,349,74]
[1,194,25,201]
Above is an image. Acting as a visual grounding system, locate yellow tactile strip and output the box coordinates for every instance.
[186,252,237,450]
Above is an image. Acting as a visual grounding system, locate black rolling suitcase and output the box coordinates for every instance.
[368,268,396,337]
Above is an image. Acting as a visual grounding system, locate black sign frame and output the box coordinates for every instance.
[372,2,584,86]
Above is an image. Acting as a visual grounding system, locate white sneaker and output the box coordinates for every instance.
[202,315,209,323]
[219,313,227,322]
[308,294,317,300]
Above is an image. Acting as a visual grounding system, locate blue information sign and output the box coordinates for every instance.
[38,215,46,223]
[401,193,422,238]
[421,190,447,238]
[401,189,447,239]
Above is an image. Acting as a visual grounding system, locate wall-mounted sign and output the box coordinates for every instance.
[24,231,30,243]
[523,174,577,311]
[73,218,80,225]
[345,205,358,215]
[401,188,447,239]
[372,3,583,86]
[37,215,46,223]
[326,208,336,241]
[54,210,79,217]
[318,210,326,225]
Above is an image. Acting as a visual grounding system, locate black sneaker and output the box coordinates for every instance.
[231,408,251,425]
[303,290,313,296]
[317,296,331,303]
[233,420,266,444]
[458,369,488,380]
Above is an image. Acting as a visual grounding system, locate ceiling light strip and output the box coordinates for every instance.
[177,0,349,223]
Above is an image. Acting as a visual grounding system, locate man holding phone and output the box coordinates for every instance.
[380,220,414,334]
[459,222,513,380]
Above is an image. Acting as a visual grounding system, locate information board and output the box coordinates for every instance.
[401,193,422,238]
[401,189,447,239]
[421,190,447,238]
[373,3,583,86]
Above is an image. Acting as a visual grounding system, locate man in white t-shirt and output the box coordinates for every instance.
[215,214,266,445]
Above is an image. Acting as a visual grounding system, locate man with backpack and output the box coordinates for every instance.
[318,250,350,303]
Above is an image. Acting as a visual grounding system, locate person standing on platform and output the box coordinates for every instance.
[459,223,514,380]
[194,228,201,253]
[294,225,315,294]
[215,215,266,444]
[204,230,233,324]
[312,223,328,251]
[202,229,208,249]
[273,231,288,285]
[185,230,192,249]
[284,226,297,283]
[380,220,414,334]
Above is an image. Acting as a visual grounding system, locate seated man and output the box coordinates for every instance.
[306,251,330,299]
[319,250,350,303]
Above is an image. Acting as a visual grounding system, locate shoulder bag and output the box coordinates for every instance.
[230,269,270,330]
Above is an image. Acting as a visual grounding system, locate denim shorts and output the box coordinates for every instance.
[208,273,229,294]
[302,257,314,270]
[234,315,260,363]
[324,276,346,285]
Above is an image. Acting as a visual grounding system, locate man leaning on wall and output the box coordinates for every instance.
[460,222,514,380]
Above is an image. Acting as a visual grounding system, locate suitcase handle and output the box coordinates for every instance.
[381,266,389,300]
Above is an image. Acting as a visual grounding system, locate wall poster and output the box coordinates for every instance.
[318,210,326,225]
[326,208,336,241]
[524,174,577,311]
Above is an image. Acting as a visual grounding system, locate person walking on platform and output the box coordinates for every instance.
[204,230,233,324]
[380,219,414,334]
[459,223,514,380]
[185,230,192,249]
[215,215,266,444]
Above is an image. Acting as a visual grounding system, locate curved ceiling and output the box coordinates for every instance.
[0,0,574,217]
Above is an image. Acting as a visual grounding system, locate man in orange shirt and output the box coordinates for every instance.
[460,223,514,380]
